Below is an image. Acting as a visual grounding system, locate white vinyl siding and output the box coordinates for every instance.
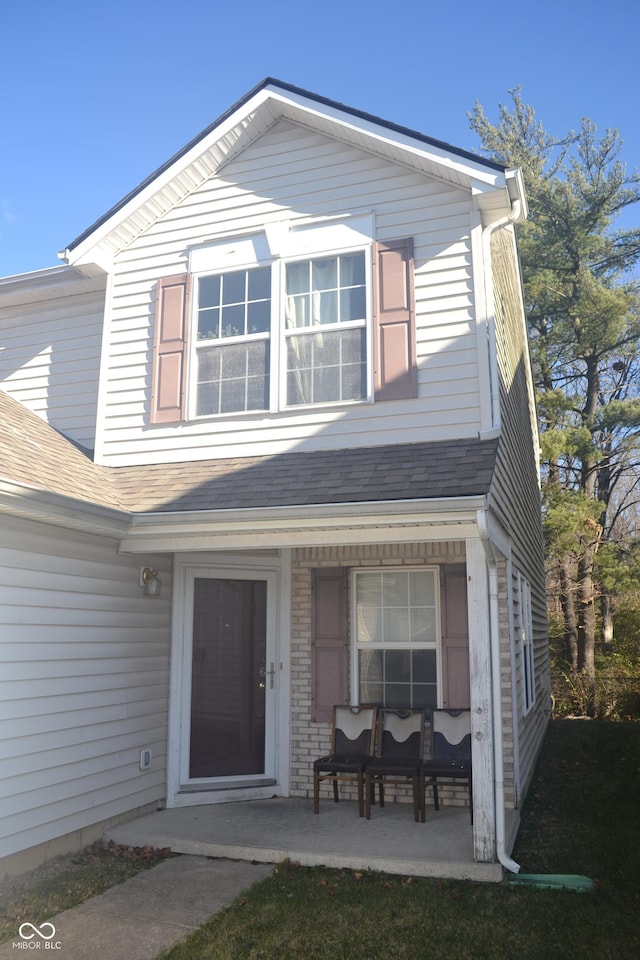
[489,228,549,801]
[0,515,171,860]
[0,289,105,450]
[95,119,481,465]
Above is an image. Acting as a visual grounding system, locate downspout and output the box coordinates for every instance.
[481,191,523,434]
[477,178,524,872]
[478,508,521,874]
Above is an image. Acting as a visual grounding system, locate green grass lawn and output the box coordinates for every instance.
[158,721,640,960]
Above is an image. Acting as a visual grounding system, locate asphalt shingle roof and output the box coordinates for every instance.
[0,390,119,509]
[112,440,497,513]
[0,390,497,516]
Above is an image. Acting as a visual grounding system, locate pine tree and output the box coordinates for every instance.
[470,90,640,703]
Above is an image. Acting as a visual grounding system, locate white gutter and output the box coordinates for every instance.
[0,479,131,539]
[477,508,521,874]
[481,176,525,434]
[121,496,487,552]
[127,494,486,529]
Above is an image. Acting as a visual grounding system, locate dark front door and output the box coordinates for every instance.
[189,577,267,779]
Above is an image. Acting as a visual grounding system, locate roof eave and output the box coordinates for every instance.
[0,263,107,306]
[0,479,131,538]
[119,494,488,552]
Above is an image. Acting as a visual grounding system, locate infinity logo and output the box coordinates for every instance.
[18,922,57,941]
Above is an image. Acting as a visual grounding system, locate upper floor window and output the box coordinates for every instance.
[193,250,368,417]
[285,252,367,406]
[150,225,416,425]
[195,267,271,416]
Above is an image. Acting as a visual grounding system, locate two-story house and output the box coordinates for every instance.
[0,79,549,880]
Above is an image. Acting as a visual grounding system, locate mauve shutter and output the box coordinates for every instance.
[311,568,349,723]
[150,273,191,424]
[440,564,471,709]
[373,238,417,400]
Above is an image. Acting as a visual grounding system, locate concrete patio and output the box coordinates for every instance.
[105,797,507,883]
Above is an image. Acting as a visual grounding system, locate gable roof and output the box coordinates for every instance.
[0,389,497,532]
[62,78,525,269]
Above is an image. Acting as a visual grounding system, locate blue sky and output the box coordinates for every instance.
[1,0,638,277]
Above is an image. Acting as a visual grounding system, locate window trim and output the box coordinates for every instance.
[277,248,373,411]
[516,570,536,715]
[350,566,442,709]
[188,240,374,419]
[150,226,417,425]
[191,264,273,418]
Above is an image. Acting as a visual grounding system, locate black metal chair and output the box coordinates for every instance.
[313,705,377,817]
[420,709,473,823]
[364,708,424,821]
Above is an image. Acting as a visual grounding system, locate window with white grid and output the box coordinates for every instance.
[516,571,535,714]
[353,568,439,709]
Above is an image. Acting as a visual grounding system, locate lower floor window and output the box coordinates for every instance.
[516,572,536,714]
[354,568,438,708]
[359,648,437,708]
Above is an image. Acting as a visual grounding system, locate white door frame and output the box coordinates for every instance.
[166,551,291,808]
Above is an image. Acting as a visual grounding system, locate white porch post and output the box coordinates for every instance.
[466,536,496,861]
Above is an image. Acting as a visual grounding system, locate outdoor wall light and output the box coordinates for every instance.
[140,566,161,597]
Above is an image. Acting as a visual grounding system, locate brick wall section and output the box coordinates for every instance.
[290,541,472,807]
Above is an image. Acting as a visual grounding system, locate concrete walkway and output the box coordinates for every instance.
[0,797,508,958]
[0,855,273,960]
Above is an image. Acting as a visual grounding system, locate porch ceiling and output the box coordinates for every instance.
[104,797,504,883]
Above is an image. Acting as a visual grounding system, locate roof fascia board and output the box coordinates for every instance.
[506,167,528,219]
[64,79,510,266]
[120,520,480,553]
[471,168,528,223]
[0,264,105,303]
[128,494,487,528]
[478,506,512,558]
[265,79,505,170]
[119,495,486,551]
[63,85,273,266]
[0,264,77,291]
[0,480,131,538]
[0,473,486,548]
[267,86,506,186]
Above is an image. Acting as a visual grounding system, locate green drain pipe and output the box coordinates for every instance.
[507,874,596,893]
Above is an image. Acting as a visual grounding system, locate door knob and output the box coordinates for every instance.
[259,663,276,689]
